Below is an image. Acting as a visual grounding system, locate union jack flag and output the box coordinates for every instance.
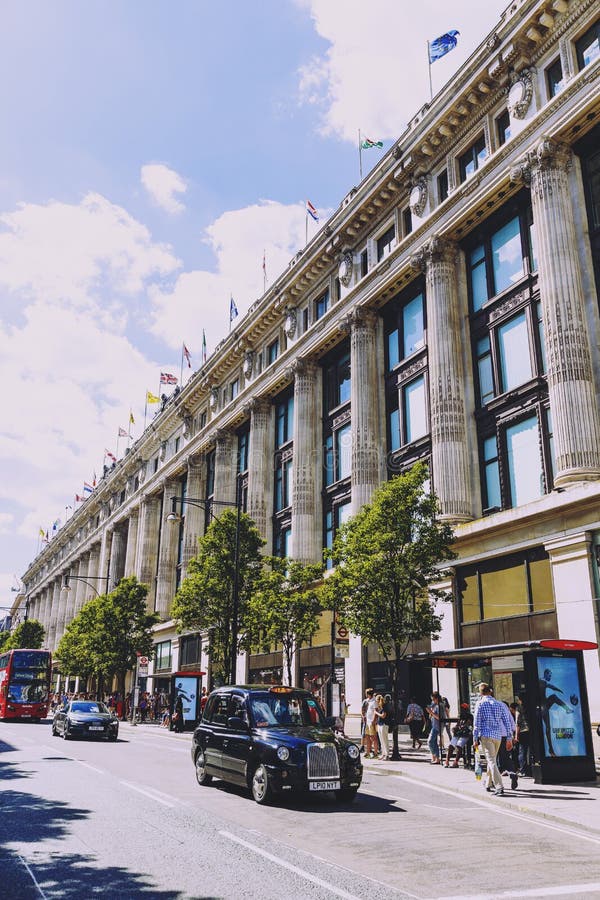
[160,372,178,385]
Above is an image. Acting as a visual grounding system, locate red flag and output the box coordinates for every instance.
[160,372,178,385]
[118,427,128,438]
[183,344,192,368]
[105,449,116,462]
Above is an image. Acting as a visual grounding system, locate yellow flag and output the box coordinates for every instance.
[146,390,160,404]
[129,410,135,424]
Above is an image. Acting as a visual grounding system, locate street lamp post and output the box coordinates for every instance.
[167,478,242,685]
[61,574,112,597]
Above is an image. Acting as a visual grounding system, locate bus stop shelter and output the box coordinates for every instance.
[407,639,598,784]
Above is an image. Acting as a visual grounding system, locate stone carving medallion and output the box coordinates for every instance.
[508,69,534,119]
[338,252,353,287]
[284,308,297,339]
[409,178,428,218]
[243,351,254,379]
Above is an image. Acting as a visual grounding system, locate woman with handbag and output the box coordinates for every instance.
[405,697,425,749]
[444,703,473,768]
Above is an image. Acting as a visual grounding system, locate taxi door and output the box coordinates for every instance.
[220,692,252,786]
[202,693,229,776]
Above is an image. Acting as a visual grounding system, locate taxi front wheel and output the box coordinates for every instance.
[251,764,272,804]
[195,749,212,786]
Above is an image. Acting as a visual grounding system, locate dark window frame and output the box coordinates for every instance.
[459,133,488,183]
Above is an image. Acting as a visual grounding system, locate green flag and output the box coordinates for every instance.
[361,137,383,150]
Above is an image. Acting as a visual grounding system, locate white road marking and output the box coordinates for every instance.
[361,787,412,803]
[386,773,600,846]
[432,883,600,900]
[75,761,105,775]
[219,830,364,899]
[120,780,176,807]
[17,853,49,899]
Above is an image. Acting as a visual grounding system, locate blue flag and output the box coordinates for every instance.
[429,30,460,63]
[229,296,239,322]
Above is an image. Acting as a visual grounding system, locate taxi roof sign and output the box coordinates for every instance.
[269,685,294,694]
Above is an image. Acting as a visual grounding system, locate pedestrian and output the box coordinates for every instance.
[444,703,473,768]
[200,687,209,714]
[374,694,389,760]
[363,688,379,758]
[172,695,184,733]
[360,688,372,755]
[515,693,532,776]
[405,697,425,749]
[472,682,516,796]
[426,692,443,764]
[338,692,349,735]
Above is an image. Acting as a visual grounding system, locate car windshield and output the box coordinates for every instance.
[70,701,109,714]
[249,691,325,728]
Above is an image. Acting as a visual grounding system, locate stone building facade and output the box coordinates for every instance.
[20,0,600,723]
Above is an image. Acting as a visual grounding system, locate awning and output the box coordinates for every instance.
[407,639,598,668]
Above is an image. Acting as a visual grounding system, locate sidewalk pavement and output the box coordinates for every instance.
[123,721,600,835]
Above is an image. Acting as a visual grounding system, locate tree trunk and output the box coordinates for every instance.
[96,673,104,702]
[118,671,127,720]
[390,654,402,761]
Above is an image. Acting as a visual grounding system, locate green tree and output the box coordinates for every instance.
[4,619,45,650]
[247,558,324,685]
[56,577,157,715]
[324,463,455,759]
[172,510,264,686]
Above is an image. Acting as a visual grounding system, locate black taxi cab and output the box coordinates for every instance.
[190,685,362,804]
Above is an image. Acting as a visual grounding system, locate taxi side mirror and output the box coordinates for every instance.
[227,716,248,731]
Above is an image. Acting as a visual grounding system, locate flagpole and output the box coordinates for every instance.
[305,205,308,248]
[358,129,363,181]
[144,395,148,431]
[180,344,184,387]
[116,434,120,460]
[427,42,433,100]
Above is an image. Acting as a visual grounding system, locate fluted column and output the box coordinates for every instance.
[108,525,127,589]
[135,493,162,611]
[73,553,91,616]
[291,360,322,563]
[39,588,50,637]
[124,509,139,576]
[214,429,237,509]
[247,399,274,546]
[411,236,473,521]
[349,309,382,513]
[511,138,600,484]
[99,528,113,588]
[52,579,68,651]
[181,455,206,577]
[47,580,61,651]
[155,480,180,619]
[84,545,100,609]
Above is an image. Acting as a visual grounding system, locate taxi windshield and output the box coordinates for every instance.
[249,691,325,728]
[70,701,109,714]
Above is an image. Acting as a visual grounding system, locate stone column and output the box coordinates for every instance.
[155,480,180,619]
[99,528,113,588]
[247,399,274,547]
[38,588,50,637]
[349,308,383,514]
[48,576,62,652]
[411,236,473,521]
[511,138,600,484]
[291,359,322,563]
[108,525,127,590]
[73,553,91,616]
[545,533,600,723]
[181,454,207,578]
[84,545,100,609]
[124,509,139,577]
[214,429,237,509]
[135,493,162,612]
[51,578,67,651]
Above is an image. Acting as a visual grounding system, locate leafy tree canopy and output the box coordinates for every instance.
[171,510,264,684]
[2,619,45,651]
[247,558,324,685]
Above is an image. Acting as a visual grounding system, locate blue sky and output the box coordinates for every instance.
[0,0,509,603]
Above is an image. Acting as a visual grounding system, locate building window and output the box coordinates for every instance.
[496,109,511,147]
[323,349,351,410]
[325,501,352,568]
[238,427,249,475]
[274,524,291,558]
[402,207,412,236]
[302,308,309,332]
[506,415,543,506]
[267,339,279,365]
[459,134,487,182]
[360,248,368,277]
[467,208,535,311]
[314,289,329,320]
[324,423,351,486]
[457,547,554,624]
[377,224,395,261]
[199,410,207,430]
[577,126,600,304]
[275,393,294,448]
[230,378,239,401]
[476,336,495,406]
[174,437,180,454]
[498,311,533,392]
[546,57,564,97]
[403,376,428,444]
[437,170,449,203]
[275,457,293,512]
[385,291,425,370]
[154,640,172,671]
[180,634,201,667]
[576,19,600,70]
[482,434,501,512]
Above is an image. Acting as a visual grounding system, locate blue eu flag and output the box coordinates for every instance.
[429,30,460,63]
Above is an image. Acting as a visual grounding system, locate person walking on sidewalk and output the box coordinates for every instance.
[473,682,515,796]
[405,697,424,749]
[374,694,389,760]
[426,692,443,764]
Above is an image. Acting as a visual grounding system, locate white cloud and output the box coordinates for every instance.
[149,198,327,353]
[298,0,510,143]
[141,163,187,215]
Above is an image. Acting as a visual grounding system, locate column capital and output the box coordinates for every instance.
[288,357,318,381]
[410,234,458,273]
[244,396,272,418]
[346,306,378,332]
[510,137,572,186]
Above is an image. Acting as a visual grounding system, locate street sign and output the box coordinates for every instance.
[138,656,149,676]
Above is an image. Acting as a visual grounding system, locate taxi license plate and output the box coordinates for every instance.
[89,726,104,731]
[21,714,31,718]
[309,780,340,791]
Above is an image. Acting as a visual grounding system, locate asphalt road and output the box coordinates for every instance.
[2,720,600,900]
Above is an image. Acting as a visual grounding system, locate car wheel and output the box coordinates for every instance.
[108,734,118,742]
[51,722,58,736]
[251,764,272,805]
[334,787,358,804]
[195,749,212,786]
[62,725,71,740]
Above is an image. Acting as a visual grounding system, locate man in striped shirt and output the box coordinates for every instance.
[473,683,515,796]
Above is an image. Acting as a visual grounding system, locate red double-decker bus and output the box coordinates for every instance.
[0,648,52,721]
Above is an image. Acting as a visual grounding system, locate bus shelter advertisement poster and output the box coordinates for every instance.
[537,656,586,757]
[173,678,198,723]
